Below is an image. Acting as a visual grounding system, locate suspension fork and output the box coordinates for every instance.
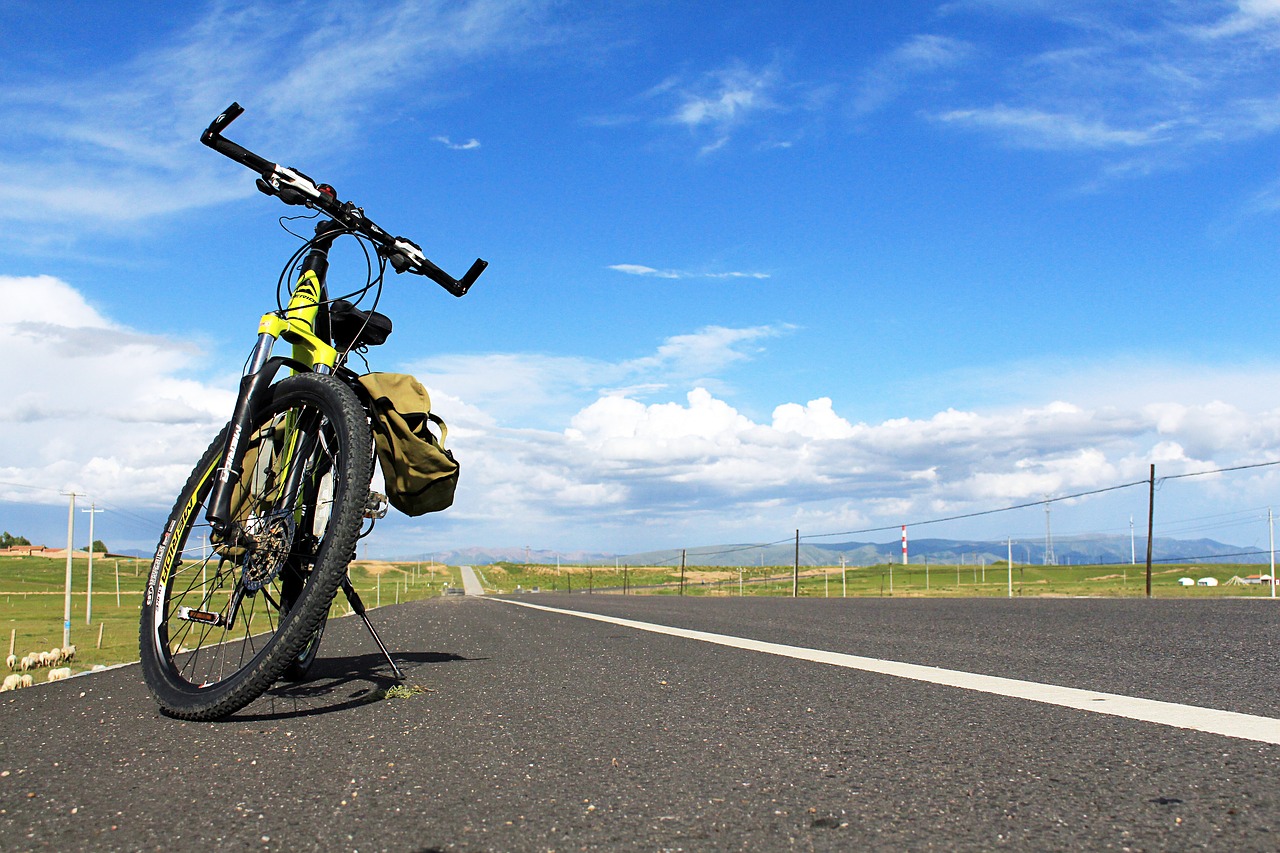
[206,221,343,534]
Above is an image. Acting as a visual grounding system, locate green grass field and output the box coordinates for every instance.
[480,559,1280,600]
[0,555,456,673]
[3,555,1274,674]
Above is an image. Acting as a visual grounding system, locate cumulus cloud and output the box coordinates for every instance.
[0,275,235,509]
[9,277,1280,553]
[403,324,789,429]
[410,344,1280,549]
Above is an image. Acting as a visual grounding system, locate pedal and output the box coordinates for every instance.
[176,606,226,628]
[364,491,389,519]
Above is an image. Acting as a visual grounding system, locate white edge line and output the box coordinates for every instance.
[497,599,1280,746]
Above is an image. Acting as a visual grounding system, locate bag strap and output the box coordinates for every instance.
[428,411,448,445]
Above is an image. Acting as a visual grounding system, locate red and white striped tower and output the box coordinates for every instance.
[901,525,908,565]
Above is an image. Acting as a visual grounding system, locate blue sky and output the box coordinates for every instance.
[1,0,1279,558]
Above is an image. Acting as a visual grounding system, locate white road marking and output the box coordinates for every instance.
[499,599,1280,746]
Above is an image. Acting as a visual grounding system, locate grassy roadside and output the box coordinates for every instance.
[480,560,1280,600]
[3,556,1274,673]
[0,556,457,673]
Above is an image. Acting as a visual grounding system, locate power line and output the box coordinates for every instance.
[1161,459,1280,481]
[0,480,65,495]
[628,461,1280,564]
[802,479,1150,542]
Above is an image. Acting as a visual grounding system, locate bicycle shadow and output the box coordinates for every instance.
[226,650,483,721]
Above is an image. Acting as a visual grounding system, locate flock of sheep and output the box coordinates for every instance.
[2,645,76,691]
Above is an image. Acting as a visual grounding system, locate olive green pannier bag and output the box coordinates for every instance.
[356,372,459,517]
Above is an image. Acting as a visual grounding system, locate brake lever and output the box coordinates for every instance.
[383,249,413,274]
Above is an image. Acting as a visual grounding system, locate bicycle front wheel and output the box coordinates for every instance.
[140,372,372,720]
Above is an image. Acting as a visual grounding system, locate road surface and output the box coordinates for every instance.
[459,566,485,597]
[1,595,1276,850]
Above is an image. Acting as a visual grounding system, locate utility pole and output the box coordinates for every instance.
[1145,463,1155,598]
[62,492,78,649]
[83,503,103,625]
[679,550,686,595]
[1130,515,1135,565]
[1270,507,1276,600]
[792,530,799,598]
[1043,498,1056,566]
[1007,537,1013,598]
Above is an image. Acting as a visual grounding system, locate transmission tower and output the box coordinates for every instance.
[1043,499,1057,566]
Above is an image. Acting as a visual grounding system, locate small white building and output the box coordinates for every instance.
[1196,577,1219,587]
[1178,577,1195,586]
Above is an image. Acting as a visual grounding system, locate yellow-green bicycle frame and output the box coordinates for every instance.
[255,269,338,372]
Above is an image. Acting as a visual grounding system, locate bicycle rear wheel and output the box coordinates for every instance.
[140,372,372,720]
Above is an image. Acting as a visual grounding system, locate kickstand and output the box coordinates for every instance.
[341,576,404,680]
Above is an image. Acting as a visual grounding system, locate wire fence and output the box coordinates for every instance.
[572,460,1280,601]
[5,458,1280,600]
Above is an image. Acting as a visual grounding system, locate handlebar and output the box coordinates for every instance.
[201,102,486,297]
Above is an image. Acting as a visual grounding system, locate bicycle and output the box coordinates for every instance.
[139,103,486,720]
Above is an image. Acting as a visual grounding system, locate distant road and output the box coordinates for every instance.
[459,565,485,596]
[1,596,1276,850]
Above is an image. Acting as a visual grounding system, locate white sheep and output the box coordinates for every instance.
[47,667,72,682]
[19,655,32,671]
[63,645,76,663]
[49,648,61,664]
[1,673,20,691]
[19,674,32,688]
[5,654,15,670]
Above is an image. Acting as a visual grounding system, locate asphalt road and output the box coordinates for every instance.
[1,594,1276,851]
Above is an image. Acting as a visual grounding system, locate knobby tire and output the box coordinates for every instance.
[139,372,372,720]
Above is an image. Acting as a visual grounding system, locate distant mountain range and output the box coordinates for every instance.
[100,535,1264,567]
[416,534,1265,568]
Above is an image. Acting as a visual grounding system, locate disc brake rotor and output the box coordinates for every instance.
[240,512,297,591]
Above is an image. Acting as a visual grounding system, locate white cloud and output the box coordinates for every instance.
[1196,0,1280,37]
[925,1,1280,185]
[852,34,973,116]
[384,318,1280,551]
[0,0,548,232]
[608,264,770,280]
[773,398,856,440]
[673,63,777,130]
[608,264,682,279]
[935,107,1170,149]
[432,136,482,151]
[0,275,235,508]
[413,351,1280,549]
[403,324,789,429]
[641,59,820,153]
[10,277,1280,553]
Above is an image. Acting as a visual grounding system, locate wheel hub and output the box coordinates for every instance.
[239,512,296,591]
